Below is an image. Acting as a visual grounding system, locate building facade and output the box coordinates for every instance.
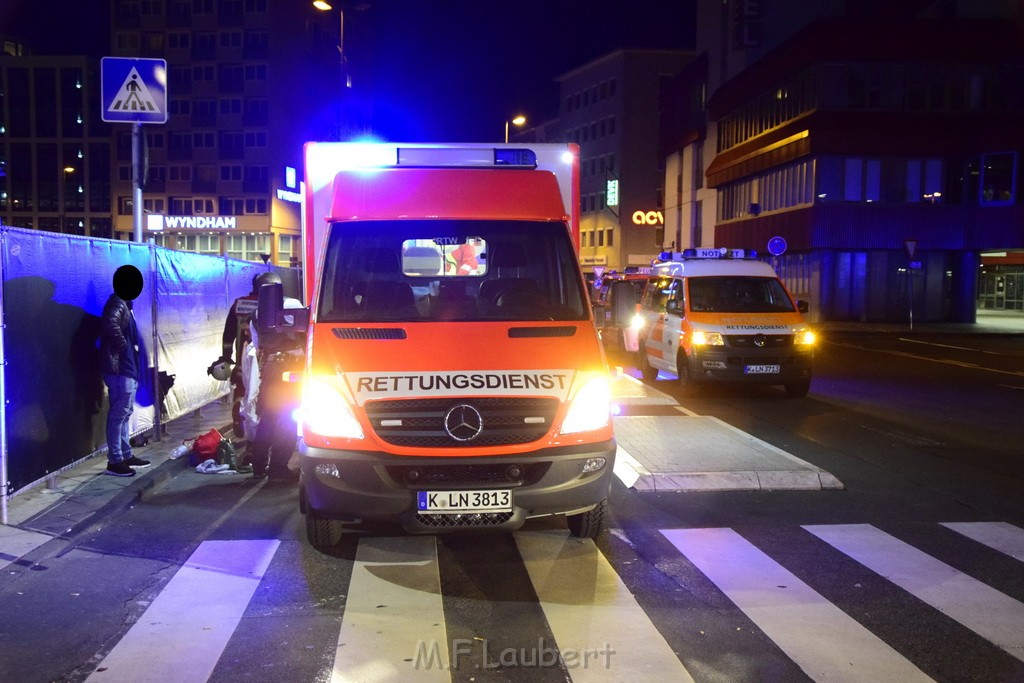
[0,50,114,239]
[105,0,350,267]
[662,0,1024,322]
[557,50,692,275]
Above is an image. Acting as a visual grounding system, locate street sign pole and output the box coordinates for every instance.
[904,239,918,332]
[132,122,143,242]
[908,268,914,332]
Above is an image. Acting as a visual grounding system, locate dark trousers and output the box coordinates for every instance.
[248,357,299,476]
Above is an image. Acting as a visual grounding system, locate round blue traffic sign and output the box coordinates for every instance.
[767,236,787,256]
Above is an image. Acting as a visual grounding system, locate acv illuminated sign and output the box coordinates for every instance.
[632,210,664,226]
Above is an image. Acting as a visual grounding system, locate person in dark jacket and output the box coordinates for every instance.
[100,265,151,477]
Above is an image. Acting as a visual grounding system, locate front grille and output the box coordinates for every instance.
[726,334,792,348]
[416,512,515,528]
[366,397,558,448]
[726,355,792,366]
[385,462,549,488]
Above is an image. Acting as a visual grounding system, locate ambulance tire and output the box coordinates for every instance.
[637,342,658,382]
[567,499,607,539]
[676,351,698,393]
[305,507,342,548]
[784,379,811,398]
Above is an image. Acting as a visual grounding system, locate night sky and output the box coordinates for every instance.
[2,0,695,142]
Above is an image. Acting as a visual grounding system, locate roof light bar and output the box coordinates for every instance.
[658,248,758,261]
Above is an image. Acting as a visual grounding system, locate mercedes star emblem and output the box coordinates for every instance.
[444,404,483,442]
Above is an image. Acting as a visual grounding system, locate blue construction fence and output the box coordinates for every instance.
[0,226,301,498]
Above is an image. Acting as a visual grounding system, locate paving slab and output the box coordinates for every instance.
[609,373,842,492]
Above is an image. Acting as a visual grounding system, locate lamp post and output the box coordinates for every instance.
[505,115,526,143]
[313,1,348,87]
[60,166,75,233]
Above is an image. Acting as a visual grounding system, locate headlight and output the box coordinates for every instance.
[691,330,724,346]
[630,313,645,331]
[797,330,816,345]
[300,376,364,439]
[560,374,611,435]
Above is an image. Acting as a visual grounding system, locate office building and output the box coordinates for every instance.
[558,49,692,275]
[662,0,1024,321]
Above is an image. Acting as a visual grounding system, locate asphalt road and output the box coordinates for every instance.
[2,330,1023,682]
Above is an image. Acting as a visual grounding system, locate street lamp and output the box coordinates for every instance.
[505,115,526,143]
[313,1,349,87]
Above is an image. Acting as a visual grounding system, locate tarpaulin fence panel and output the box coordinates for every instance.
[0,226,300,496]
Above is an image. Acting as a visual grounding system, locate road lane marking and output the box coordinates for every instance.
[804,524,1024,662]
[332,536,448,682]
[897,338,1012,356]
[516,530,694,682]
[826,341,1024,378]
[941,522,1024,562]
[662,527,930,682]
[87,539,279,682]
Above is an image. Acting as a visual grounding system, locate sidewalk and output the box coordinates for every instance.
[3,399,236,532]
[609,371,842,493]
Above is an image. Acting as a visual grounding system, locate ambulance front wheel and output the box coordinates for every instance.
[566,499,608,539]
[305,506,343,548]
[676,351,697,392]
[637,342,658,382]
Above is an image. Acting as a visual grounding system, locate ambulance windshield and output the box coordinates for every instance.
[688,277,796,313]
[317,220,588,323]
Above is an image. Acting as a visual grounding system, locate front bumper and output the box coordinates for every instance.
[299,439,616,533]
[687,346,813,384]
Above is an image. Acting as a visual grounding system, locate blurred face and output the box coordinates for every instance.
[113,265,144,301]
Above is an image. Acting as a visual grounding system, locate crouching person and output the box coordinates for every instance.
[247,273,305,482]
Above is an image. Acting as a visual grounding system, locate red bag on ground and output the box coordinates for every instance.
[189,428,223,466]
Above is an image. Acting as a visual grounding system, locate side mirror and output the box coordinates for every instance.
[256,282,283,334]
[609,280,638,327]
[666,299,683,315]
[796,300,809,314]
[258,282,310,333]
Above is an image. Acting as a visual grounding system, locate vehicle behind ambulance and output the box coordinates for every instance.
[635,248,815,397]
[259,142,616,546]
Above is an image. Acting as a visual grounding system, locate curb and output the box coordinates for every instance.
[614,443,844,493]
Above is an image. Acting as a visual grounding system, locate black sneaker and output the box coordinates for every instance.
[105,460,136,477]
[123,455,151,468]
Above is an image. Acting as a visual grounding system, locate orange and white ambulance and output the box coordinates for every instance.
[259,143,616,546]
[634,248,815,397]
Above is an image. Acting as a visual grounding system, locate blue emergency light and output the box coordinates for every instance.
[494,148,538,167]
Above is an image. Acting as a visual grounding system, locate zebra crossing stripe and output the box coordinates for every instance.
[661,527,931,682]
[941,522,1024,562]
[516,530,694,682]
[86,539,279,682]
[332,536,449,682]
[804,524,1024,662]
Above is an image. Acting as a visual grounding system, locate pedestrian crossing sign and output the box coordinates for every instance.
[101,57,168,124]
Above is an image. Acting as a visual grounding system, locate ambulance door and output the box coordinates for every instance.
[652,278,685,372]
[646,278,682,373]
